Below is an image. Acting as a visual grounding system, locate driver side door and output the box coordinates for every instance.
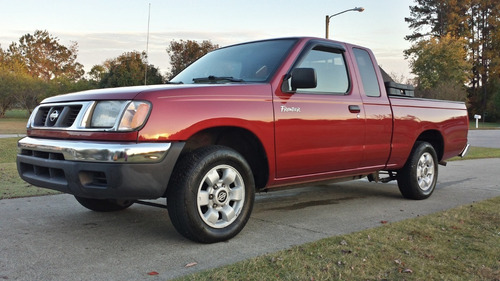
[274,43,366,178]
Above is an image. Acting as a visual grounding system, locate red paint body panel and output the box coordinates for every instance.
[135,84,274,142]
[42,85,176,103]
[26,37,468,190]
[387,97,469,168]
[346,43,393,170]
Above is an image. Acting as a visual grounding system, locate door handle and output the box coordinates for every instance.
[348,105,361,113]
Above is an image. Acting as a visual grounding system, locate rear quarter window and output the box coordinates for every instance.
[353,48,381,97]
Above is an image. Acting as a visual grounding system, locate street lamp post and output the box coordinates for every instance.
[325,7,364,39]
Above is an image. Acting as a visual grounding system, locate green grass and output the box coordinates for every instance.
[0,118,28,135]
[0,163,60,199]
[469,120,500,130]
[0,138,19,163]
[0,137,59,199]
[449,146,500,161]
[1,109,29,135]
[176,197,500,280]
[4,109,30,119]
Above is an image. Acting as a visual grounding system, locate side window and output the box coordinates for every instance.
[293,47,349,94]
[353,48,381,97]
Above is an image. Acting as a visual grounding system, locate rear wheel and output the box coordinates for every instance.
[397,141,438,200]
[167,146,255,243]
[74,196,134,212]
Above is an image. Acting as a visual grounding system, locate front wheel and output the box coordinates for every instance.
[167,146,255,243]
[397,141,438,200]
[74,196,134,212]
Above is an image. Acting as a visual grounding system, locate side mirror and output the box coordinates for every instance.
[291,68,317,91]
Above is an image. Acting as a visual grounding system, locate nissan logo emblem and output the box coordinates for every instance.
[49,110,60,122]
[217,191,228,203]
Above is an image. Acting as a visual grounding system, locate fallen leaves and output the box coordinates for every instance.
[394,259,414,274]
[402,268,413,274]
[185,262,198,268]
[146,261,198,277]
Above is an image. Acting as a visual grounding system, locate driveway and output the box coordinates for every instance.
[1,158,499,280]
[0,134,25,139]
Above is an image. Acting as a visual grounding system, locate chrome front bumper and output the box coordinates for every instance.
[16,137,185,199]
[18,137,171,163]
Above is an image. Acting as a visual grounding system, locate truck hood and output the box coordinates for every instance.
[41,83,272,104]
[41,85,188,103]
[42,84,269,104]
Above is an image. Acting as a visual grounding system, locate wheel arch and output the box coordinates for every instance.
[415,130,444,161]
[176,126,269,191]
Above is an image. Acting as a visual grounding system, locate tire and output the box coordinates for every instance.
[397,141,438,200]
[167,146,255,243]
[74,196,134,212]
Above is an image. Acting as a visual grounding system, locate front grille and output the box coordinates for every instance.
[33,104,83,128]
[19,160,67,184]
[64,106,81,127]
[20,148,110,189]
[21,149,65,160]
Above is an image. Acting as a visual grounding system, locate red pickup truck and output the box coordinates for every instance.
[17,37,469,243]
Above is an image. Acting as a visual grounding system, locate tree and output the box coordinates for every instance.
[0,45,33,116]
[97,51,164,88]
[7,30,84,81]
[405,35,471,90]
[47,77,96,98]
[416,80,468,101]
[405,0,470,41]
[0,48,12,116]
[0,70,15,117]
[88,65,106,85]
[14,73,46,114]
[0,69,46,115]
[166,39,219,80]
[405,35,471,101]
[405,0,500,119]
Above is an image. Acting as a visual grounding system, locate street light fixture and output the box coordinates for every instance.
[325,7,364,39]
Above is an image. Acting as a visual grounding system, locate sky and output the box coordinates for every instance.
[0,0,416,78]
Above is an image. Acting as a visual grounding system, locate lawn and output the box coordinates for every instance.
[469,120,500,130]
[449,146,500,161]
[1,109,29,135]
[176,196,500,280]
[0,137,59,199]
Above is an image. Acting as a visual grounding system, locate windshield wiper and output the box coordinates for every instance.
[192,76,244,83]
[166,81,183,84]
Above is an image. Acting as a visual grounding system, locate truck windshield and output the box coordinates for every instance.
[170,39,298,84]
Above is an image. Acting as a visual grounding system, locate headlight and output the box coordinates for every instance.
[88,100,151,131]
[91,101,127,128]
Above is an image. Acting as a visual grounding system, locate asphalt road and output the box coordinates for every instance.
[468,129,500,148]
[1,157,499,280]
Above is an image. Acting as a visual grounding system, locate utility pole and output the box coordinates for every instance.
[144,3,151,85]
